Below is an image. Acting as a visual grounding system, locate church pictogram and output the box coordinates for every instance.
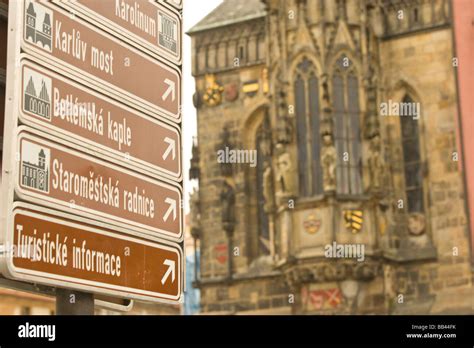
[25,0,53,52]
[21,141,50,194]
[159,10,178,55]
[23,68,52,121]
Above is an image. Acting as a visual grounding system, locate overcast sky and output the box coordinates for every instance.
[182,0,223,213]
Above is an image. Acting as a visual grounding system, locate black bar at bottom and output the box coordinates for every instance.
[0,315,473,346]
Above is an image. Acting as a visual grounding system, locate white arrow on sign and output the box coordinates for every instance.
[161,259,176,285]
[163,197,177,222]
[162,79,176,102]
[162,137,176,161]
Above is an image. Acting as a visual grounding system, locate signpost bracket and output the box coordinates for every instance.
[0,276,56,298]
[95,297,134,313]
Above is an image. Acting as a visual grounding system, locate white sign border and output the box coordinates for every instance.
[1,0,23,248]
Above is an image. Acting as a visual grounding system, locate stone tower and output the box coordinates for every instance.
[25,2,37,43]
[38,149,45,170]
[189,0,473,314]
[42,13,51,36]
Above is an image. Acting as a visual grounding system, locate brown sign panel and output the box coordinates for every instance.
[55,0,182,65]
[19,0,180,123]
[4,205,182,303]
[16,130,183,242]
[20,58,182,180]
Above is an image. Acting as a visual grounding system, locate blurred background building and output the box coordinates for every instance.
[188,0,474,314]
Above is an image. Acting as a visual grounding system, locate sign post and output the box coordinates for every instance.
[56,290,94,315]
[1,0,184,313]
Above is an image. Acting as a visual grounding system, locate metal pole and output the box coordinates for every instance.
[56,289,94,315]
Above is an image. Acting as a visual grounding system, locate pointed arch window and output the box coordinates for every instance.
[333,56,362,195]
[401,95,424,213]
[294,57,323,197]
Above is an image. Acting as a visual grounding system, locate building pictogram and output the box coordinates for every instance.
[24,70,51,120]
[25,1,52,52]
[21,141,50,193]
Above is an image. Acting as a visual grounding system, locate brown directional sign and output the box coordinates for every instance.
[16,130,183,242]
[19,0,180,122]
[2,0,184,303]
[20,58,182,180]
[55,0,182,65]
[4,205,182,303]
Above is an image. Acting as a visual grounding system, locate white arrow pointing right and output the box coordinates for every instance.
[162,137,176,161]
[161,259,176,285]
[163,197,177,222]
[162,78,176,102]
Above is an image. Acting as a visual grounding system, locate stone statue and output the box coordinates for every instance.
[220,181,235,232]
[219,126,233,177]
[321,133,337,192]
[320,74,334,137]
[363,67,380,140]
[321,74,331,111]
[367,134,385,191]
[371,4,386,38]
[263,161,275,213]
[276,85,292,145]
[275,145,296,200]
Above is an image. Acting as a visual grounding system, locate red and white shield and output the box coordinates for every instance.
[309,290,325,310]
[325,288,342,307]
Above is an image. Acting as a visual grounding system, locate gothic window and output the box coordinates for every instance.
[239,46,245,61]
[401,95,424,213]
[333,56,362,195]
[294,57,323,197]
[256,117,271,256]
